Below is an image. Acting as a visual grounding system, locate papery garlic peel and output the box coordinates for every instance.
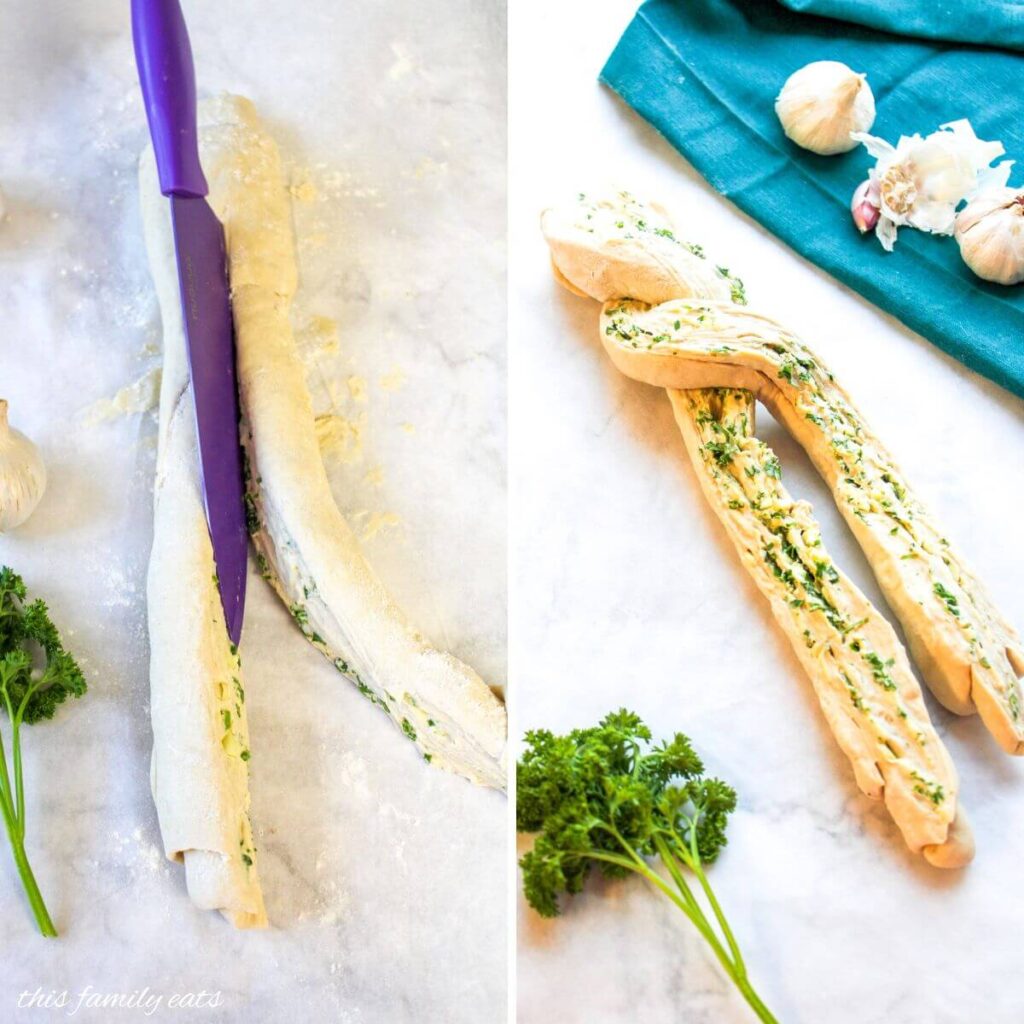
[0,400,47,532]
[775,60,875,156]
[955,187,1024,285]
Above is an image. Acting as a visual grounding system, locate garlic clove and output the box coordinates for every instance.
[851,178,881,233]
[0,400,47,532]
[955,187,1024,285]
[775,60,875,156]
[853,120,1009,249]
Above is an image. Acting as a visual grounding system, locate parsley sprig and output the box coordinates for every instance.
[0,568,87,936]
[517,709,776,1022]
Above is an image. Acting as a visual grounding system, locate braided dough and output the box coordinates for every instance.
[543,190,1024,864]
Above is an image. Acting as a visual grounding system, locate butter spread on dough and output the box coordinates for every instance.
[201,95,507,789]
[141,129,265,928]
[674,387,965,861]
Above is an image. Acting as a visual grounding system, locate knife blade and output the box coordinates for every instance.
[132,0,247,644]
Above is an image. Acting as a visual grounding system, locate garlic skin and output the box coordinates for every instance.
[852,119,1011,251]
[954,187,1024,285]
[0,400,47,532]
[775,60,875,155]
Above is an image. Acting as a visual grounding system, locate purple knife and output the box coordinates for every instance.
[132,0,247,644]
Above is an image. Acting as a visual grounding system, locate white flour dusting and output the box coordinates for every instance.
[81,368,161,425]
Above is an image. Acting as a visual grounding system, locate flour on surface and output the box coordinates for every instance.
[347,376,367,403]
[387,42,415,81]
[296,314,340,360]
[289,179,318,204]
[378,367,406,392]
[353,510,401,542]
[82,368,161,425]
[315,412,365,464]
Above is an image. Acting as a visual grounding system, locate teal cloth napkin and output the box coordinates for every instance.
[600,0,1024,399]
[778,0,1024,51]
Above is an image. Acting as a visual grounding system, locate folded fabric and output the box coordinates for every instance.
[600,0,1024,400]
[778,0,1024,52]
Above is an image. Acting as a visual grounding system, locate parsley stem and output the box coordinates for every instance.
[12,716,24,828]
[652,833,702,918]
[607,811,776,1022]
[4,825,56,937]
[683,830,746,976]
[733,977,777,1024]
[0,692,14,813]
[657,850,742,992]
[0,712,55,936]
[599,841,774,1021]
[608,830,725,947]
[654,833,776,1023]
[587,848,720,950]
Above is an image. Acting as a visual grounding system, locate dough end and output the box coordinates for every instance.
[922,807,975,869]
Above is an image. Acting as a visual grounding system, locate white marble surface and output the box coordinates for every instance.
[510,2,1024,1022]
[0,2,505,1021]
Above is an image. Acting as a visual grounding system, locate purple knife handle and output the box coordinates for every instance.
[131,0,208,198]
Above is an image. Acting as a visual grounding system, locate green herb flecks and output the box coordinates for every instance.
[933,582,960,618]
[243,493,260,535]
[910,770,945,806]
[863,651,897,692]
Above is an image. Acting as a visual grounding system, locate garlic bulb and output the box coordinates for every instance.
[0,400,46,532]
[954,187,1024,285]
[775,60,875,155]
[852,119,1010,251]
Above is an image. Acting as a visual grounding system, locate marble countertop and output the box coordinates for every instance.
[510,2,1024,1022]
[0,2,506,1021]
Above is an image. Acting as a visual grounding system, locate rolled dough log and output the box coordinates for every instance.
[199,95,507,789]
[141,127,266,927]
